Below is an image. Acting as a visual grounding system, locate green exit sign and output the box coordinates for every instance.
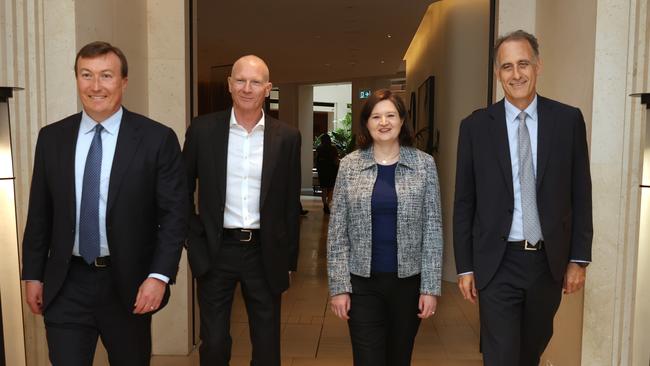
[359,89,371,99]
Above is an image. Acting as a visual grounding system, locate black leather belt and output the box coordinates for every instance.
[72,255,111,268]
[507,240,544,251]
[223,228,260,243]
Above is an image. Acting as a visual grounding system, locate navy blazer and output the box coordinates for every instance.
[453,96,593,289]
[183,110,301,294]
[22,108,188,312]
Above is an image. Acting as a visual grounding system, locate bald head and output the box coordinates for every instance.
[231,55,270,82]
[228,55,273,122]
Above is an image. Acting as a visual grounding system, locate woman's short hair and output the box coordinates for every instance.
[357,89,413,149]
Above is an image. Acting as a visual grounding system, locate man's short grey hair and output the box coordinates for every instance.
[494,29,540,64]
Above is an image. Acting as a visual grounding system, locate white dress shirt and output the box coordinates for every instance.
[223,109,265,229]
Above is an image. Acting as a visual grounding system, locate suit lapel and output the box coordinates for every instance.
[107,109,143,212]
[535,96,555,190]
[212,111,230,204]
[487,101,514,197]
[62,114,82,225]
[260,117,280,209]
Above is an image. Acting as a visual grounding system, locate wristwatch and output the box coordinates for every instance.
[575,262,589,268]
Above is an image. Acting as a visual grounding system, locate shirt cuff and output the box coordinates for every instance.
[458,271,474,276]
[148,273,170,284]
[570,260,591,263]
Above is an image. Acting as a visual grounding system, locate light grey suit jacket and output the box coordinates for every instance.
[327,145,443,296]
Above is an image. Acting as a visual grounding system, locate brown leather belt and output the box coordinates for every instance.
[507,240,544,251]
[223,228,260,243]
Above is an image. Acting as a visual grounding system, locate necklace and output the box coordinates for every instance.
[374,151,399,165]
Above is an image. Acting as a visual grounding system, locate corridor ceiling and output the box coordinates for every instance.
[196,0,435,84]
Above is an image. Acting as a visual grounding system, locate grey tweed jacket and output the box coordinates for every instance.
[327,145,443,296]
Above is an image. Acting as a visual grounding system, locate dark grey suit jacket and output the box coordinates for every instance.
[22,108,188,311]
[183,110,301,294]
[453,96,593,289]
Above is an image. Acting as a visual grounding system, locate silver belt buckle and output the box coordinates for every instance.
[524,240,538,251]
[240,229,253,242]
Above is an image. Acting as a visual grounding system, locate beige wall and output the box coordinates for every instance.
[404,0,490,281]
[2,0,191,363]
[75,0,150,115]
[531,1,598,364]
[582,0,649,364]
[277,83,315,192]
[636,112,650,366]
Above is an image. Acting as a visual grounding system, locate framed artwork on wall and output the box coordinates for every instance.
[416,76,437,154]
[409,91,417,131]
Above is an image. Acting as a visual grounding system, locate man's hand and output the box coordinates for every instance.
[417,294,438,319]
[25,281,44,315]
[133,277,166,314]
[458,273,478,304]
[330,293,351,320]
[563,263,587,294]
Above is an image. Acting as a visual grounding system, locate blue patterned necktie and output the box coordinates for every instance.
[79,124,103,264]
[517,111,542,244]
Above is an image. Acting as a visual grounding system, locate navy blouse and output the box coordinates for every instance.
[371,163,398,272]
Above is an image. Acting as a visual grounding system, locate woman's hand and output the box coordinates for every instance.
[417,294,437,319]
[330,293,351,320]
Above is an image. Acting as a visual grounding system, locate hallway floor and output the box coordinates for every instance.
[98,196,483,365]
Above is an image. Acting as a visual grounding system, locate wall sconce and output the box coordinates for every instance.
[0,86,26,366]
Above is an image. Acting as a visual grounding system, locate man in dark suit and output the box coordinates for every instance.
[453,30,592,366]
[183,55,301,366]
[21,41,187,366]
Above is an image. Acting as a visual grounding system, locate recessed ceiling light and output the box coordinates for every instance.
[380,60,385,64]
[324,63,331,67]
[386,34,392,38]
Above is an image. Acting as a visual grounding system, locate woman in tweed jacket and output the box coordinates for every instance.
[327,89,443,366]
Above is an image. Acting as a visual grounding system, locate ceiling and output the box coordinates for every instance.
[196,0,435,85]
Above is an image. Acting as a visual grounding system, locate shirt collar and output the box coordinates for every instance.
[229,108,265,131]
[80,107,123,135]
[504,95,538,124]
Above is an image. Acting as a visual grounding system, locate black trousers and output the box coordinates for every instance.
[197,240,281,366]
[348,273,421,366]
[44,258,152,366]
[478,248,563,366]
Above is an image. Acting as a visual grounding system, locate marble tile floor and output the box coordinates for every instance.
[95,196,482,365]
